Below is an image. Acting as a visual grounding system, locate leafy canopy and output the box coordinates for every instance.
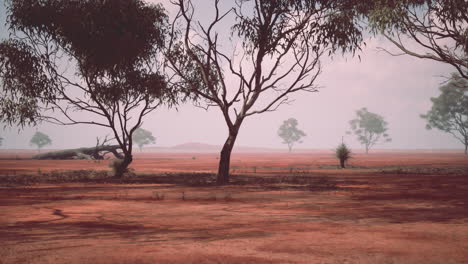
[30,131,52,149]
[7,0,168,74]
[278,118,306,151]
[363,0,467,78]
[349,108,391,152]
[421,73,468,150]
[132,128,156,149]
[0,0,173,127]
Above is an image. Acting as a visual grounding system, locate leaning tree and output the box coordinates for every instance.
[167,0,364,184]
[0,0,177,177]
[421,73,468,154]
[364,0,467,78]
[349,107,391,154]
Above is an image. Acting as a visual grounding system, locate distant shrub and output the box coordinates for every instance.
[192,156,197,160]
[335,143,351,168]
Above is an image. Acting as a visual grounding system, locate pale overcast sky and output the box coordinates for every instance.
[0,1,460,151]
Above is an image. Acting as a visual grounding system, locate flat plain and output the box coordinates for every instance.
[1,151,467,264]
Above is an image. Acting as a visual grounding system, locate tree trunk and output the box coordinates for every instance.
[288,144,292,153]
[114,154,133,178]
[217,128,239,185]
[339,158,345,168]
[465,143,467,155]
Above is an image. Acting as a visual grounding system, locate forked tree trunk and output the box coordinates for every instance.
[217,127,240,185]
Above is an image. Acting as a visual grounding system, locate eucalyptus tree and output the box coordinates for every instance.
[349,108,391,154]
[133,127,156,152]
[278,118,306,152]
[167,0,364,184]
[0,0,176,176]
[30,131,52,153]
[421,73,468,154]
[365,0,467,78]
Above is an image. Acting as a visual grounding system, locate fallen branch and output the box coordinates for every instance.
[32,145,123,160]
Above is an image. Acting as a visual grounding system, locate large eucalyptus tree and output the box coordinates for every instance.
[0,0,177,176]
[167,0,364,184]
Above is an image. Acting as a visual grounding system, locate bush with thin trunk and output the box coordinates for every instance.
[335,143,351,168]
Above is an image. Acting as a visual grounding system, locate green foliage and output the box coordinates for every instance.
[0,0,174,127]
[278,118,306,152]
[132,127,156,151]
[30,131,52,151]
[363,0,467,78]
[335,143,351,168]
[0,40,57,127]
[1,0,177,177]
[7,0,168,74]
[421,73,468,153]
[232,0,365,56]
[349,108,391,153]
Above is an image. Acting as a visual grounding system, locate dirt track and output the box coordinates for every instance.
[1,152,468,263]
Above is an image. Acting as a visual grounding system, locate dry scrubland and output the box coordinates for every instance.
[1,151,468,264]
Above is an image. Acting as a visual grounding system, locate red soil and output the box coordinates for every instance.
[1,151,467,174]
[1,152,468,263]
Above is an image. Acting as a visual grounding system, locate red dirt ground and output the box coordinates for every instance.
[1,151,468,263]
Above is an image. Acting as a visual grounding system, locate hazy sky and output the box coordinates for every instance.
[0,1,460,151]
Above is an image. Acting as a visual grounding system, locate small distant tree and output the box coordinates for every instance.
[278,118,306,152]
[349,108,391,154]
[335,142,351,168]
[0,136,3,146]
[132,127,156,152]
[421,73,468,154]
[30,131,51,152]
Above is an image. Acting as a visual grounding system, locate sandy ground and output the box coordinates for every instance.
[1,152,468,264]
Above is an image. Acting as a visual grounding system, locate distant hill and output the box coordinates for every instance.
[144,142,282,153]
[172,142,220,151]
